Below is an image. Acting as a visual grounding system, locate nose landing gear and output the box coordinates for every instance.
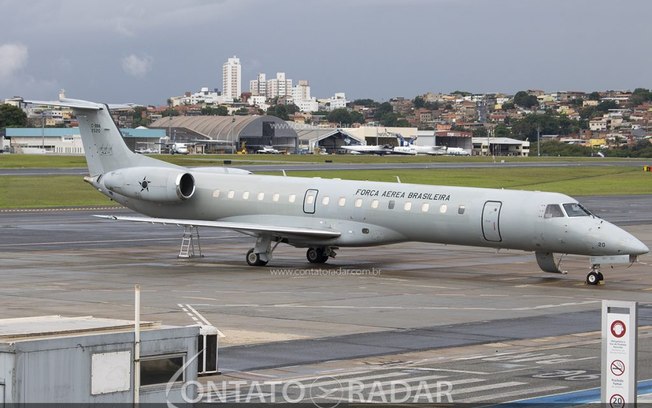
[586,264,604,285]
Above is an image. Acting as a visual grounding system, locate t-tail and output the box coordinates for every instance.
[26,98,173,176]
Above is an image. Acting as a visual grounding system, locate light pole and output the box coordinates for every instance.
[537,125,541,157]
[41,111,45,152]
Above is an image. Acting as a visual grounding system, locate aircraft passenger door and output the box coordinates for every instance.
[482,201,502,242]
[303,189,319,214]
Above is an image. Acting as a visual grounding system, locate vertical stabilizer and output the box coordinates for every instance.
[27,98,172,176]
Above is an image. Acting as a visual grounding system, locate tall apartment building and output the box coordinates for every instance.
[249,73,267,97]
[266,72,293,99]
[292,80,318,112]
[292,80,311,101]
[222,56,241,100]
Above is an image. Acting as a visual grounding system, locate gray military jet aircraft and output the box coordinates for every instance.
[27,98,648,284]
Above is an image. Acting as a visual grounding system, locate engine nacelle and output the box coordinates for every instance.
[101,167,195,202]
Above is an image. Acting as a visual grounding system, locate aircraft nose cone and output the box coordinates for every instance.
[624,236,649,256]
[591,221,649,256]
[612,226,649,255]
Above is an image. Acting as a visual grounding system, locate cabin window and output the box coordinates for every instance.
[227,190,235,199]
[563,203,591,217]
[355,198,363,208]
[421,203,430,212]
[322,196,330,206]
[305,194,314,204]
[544,204,564,218]
[440,204,448,214]
[242,192,250,200]
[388,200,395,210]
[404,202,412,211]
[272,193,280,202]
[458,205,465,215]
[371,199,379,209]
[212,190,220,198]
[338,197,346,207]
[289,194,296,203]
[257,192,265,201]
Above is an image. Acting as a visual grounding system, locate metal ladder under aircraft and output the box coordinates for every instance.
[178,225,203,258]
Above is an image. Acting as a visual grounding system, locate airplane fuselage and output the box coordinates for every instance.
[100,172,642,257]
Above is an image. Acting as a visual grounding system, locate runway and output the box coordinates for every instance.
[1,196,651,403]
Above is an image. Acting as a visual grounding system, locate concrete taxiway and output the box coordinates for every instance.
[1,195,651,403]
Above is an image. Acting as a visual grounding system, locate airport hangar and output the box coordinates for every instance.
[2,127,166,154]
[150,115,300,154]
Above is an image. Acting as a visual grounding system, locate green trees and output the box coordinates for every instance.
[537,140,593,157]
[131,106,150,127]
[326,108,364,126]
[413,96,425,109]
[513,91,539,109]
[201,105,229,116]
[511,112,580,142]
[266,104,299,121]
[0,104,27,128]
[493,124,512,138]
[629,88,652,107]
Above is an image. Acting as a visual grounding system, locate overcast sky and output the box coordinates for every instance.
[1,0,651,105]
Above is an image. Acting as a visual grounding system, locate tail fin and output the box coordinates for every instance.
[26,98,170,176]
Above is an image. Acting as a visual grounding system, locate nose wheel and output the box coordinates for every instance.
[586,265,604,285]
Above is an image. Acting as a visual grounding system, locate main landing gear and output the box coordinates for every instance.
[245,235,281,267]
[246,248,268,266]
[306,247,335,264]
[244,242,337,267]
[586,264,604,285]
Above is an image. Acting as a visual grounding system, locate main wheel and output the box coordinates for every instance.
[307,247,329,264]
[246,248,268,266]
[586,271,600,285]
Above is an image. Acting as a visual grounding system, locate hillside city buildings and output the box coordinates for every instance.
[2,56,652,156]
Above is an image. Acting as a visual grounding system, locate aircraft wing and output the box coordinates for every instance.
[94,215,341,239]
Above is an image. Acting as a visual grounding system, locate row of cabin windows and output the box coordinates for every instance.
[213,190,466,215]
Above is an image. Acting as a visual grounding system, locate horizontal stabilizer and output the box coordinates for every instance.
[94,215,341,239]
[24,98,103,110]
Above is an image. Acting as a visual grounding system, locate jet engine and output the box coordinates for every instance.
[101,167,195,202]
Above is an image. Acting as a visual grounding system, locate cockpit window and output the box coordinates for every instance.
[563,203,591,217]
[544,204,564,218]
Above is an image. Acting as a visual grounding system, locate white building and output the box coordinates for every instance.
[169,87,232,106]
[294,98,319,113]
[321,92,348,111]
[222,56,242,100]
[293,80,311,101]
[266,72,293,99]
[292,80,318,112]
[249,73,267,97]
[248,95,270,111]
[472,137,530,156]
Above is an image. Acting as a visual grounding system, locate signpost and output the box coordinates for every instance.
[602,300,637,406]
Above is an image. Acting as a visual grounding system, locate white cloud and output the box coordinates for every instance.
[0,43,28,81]
[121,54,153,78]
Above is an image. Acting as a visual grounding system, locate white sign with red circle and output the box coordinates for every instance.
[610,320,626,338]
[602,301,637,405]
